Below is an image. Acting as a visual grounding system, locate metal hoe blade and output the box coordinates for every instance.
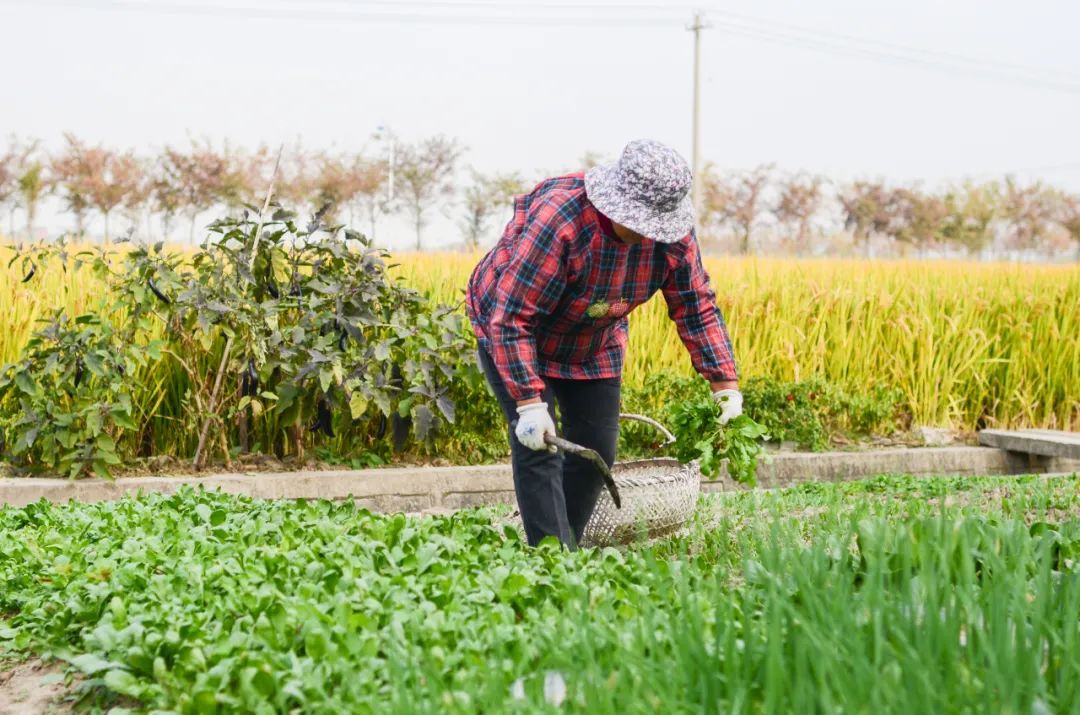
[545,434,621,509]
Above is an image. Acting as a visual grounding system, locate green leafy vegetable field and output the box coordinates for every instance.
[2,474,1079,713]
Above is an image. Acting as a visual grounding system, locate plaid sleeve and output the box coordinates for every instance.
[488,198,571,402]
[661,233,739,383]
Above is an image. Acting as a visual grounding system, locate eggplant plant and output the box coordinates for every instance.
[0,206,473,477]
[0,313,156,478]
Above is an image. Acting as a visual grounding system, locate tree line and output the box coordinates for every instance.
[1,134,1077,259]
[699,164,1079,260]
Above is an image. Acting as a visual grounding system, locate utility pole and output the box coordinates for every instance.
[688,11,710,223]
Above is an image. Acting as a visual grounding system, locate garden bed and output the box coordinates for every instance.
[2,473,1079,712]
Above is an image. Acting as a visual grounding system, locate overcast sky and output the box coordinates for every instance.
[2,0,1079,247]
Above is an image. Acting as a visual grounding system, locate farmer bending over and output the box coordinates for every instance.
[466,139,740,548]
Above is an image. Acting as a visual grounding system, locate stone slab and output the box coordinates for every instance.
[0,465,510,510]
[978,429,1080,459]
[1,447,1076,510]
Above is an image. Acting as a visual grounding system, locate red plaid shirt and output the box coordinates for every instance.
[466,173,738,402]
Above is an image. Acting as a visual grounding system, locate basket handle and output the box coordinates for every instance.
[619,413,676,447]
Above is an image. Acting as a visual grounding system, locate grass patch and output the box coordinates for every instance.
[1,474,1078,712]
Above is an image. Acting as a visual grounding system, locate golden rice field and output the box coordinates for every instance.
[1,247,1077,432]
[392,254,1079,432]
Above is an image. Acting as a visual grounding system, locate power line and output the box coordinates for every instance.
[4,0,687,26]
[709,8,1080,84]
[323,1,1080,90]
[709,20,1080,96]
[160,0,1080,88]
[281,0,694,12]
[6,0,1080,93]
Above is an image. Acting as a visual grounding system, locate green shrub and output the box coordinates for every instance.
[741,376,831,450]
[621,373,903,456]
[0,210,474,476]
[741,376,903,450]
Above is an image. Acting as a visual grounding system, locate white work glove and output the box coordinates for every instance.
[515,402,558,452]
[712,389,743,425]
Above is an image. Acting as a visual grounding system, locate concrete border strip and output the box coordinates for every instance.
[1,447,1077,510]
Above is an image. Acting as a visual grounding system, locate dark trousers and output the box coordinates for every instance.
[478,349,620,548]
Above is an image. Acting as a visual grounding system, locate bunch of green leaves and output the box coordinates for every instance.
[668,394,769,484]
[621,373,902,460]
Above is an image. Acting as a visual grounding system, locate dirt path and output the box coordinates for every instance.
[0,660,69,715]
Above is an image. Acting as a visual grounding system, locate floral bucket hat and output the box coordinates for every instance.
[584,139,695,244]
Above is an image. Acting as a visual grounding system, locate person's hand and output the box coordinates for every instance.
[712,389,743,425]
[515,402,558,452]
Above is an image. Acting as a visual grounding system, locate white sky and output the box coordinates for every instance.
[2,0,1079,248]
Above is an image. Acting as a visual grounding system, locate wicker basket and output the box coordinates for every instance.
[506,414,700,547]
[579,457,700,547]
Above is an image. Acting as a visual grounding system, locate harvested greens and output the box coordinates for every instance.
[669,395,769,484]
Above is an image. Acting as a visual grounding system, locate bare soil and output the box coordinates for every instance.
[0,660,69,715]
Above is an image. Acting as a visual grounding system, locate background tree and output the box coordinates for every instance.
[940,181,998,257]
[233,144,276,207]
[839,180,893,257]
[276,143,315,214]
[0,142,18,238]
[159,140,237,243]
[395,135,463,250]
[1052,190,1080,258]
[16,140,49,240]
[703,164,773,255]
[698,163,728,242]
[312,153,360,225]
[460,169,526,249]
[774,173,824,255]
[215,142,252,212]
[348,154,390,240]
[886,187,947,257]
[151,151,183,240]
[120,156,154,239]
[1,137,42,238]
[85,147,143,242]
[51,134,94,237]
[1000,178,1056,256]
